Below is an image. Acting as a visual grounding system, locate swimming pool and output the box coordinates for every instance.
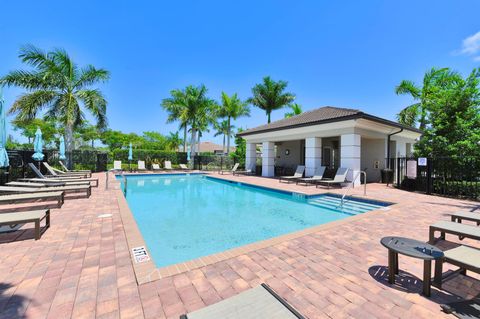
[120,174,389,268]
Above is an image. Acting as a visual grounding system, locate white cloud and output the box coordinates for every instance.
[459,31,480,61]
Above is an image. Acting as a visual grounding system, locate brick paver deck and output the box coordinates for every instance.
[0,172,479,318]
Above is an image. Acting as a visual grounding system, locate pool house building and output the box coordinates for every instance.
[238,106,422,185]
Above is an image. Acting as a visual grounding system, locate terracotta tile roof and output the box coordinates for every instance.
[238,106,422,136]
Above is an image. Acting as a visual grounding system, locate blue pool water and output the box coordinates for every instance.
[120,174,389,268]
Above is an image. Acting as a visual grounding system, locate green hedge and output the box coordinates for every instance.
[110,149,187,166]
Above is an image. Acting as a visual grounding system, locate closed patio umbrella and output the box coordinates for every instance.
[32,128,44,161]
[0,89,9,168]
[128,142,133,171]
[59,136,66,160]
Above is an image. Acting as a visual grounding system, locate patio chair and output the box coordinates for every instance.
[43,162,88,178]
[429,221,480,243]
[450,211,480,226]
[179,283,305,319]
[59,160,91,175]
[137,160,147,171]
[25,163,99,187]
[0,209,50,240]
[233,166,254,176]
[433,245,480,290]
[220,163,239,175]
[152,163,161,171]
[279,165,305,183]
[179,164,191,171]
[0,191,64,208]
[164,161,173,170]
[296,166,326,186]
[113,160,122,171]
[315,167,349,189]
[0,184,91,198]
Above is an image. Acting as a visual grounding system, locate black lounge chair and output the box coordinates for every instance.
[279,165,305,183]
[315,167,349,189]
[296,166,326,186]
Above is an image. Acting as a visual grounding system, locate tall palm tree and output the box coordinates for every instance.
[395,67,449,130]
[214,119,235,154]
[218,92,249,154]
[0,45,109,167]
[161,85,217,159]
[284,103,303,118]
[248,76,295,123]
[161,93,189,152]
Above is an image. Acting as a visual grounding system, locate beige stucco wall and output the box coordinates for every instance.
[275,140,303,167]
[361,138,386,182]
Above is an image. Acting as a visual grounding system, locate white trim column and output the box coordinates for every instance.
[340,133,361,186]
[245,143,256,171]
[262,141,275,177]
[305,137,322,176]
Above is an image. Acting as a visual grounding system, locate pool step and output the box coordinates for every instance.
[319,196,382,210]
[308,196,383,215]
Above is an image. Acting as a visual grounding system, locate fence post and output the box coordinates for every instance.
[396,157,401,187]
[426,158,432,195]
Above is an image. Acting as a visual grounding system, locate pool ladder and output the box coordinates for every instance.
[105,169,127,196]
[338,171,366,209]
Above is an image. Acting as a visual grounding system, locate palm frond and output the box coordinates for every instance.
[9,90,58,120]
[76,89,108,129]
[75,65,110,89]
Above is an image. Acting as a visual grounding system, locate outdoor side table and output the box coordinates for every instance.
[380,236,444,297]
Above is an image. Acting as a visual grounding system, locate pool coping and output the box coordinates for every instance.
[113,172,396,285]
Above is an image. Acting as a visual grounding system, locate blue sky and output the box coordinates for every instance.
[1,0,479,145]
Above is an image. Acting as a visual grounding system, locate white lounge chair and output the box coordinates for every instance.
[113,161,122,170]
[137,160,146,171]
[220,163,239,175]
[296,166,326,186]
[43,162,88,178]
[164,161,173,170]
[59,161,92,175]
[279,165,305,183]
[152,163,161,171]
[179,164,191,171]
[315,167,349,189]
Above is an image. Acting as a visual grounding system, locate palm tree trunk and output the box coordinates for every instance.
[222,134,226,154]
[91,140,94,148]
[197,131,201,155]
[226,116,231,154]
[65,124,74,169]
[190,128,196,159]
[267,111,271,123]
[183,125,187,152]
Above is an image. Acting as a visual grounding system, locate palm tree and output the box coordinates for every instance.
[0,45,109,167]
[162,95,189,152]
[214,119,235,154]
[166,131,183,151]
[248,76,295,123]
[161,85,217,159]
[284,103,303,118]
[395,67,449,129]
[218,92,249,154]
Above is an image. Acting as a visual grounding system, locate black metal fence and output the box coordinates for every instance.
[392,156,480,200]
[0,149,108,185]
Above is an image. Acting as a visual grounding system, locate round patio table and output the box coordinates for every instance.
[380,236,444,297]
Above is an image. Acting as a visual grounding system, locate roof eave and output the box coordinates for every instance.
[237,113,422,137]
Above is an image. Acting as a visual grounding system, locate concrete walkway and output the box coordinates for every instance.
[0,172,479,318]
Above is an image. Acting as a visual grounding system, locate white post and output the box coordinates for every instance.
[245,143,257,171]
[305,137,322,177]
[262,141,275,177]
[340,134,361,186]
